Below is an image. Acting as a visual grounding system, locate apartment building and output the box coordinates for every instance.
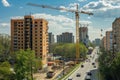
[101,36,107,50]
[112,18,120,52]
[106,31,112,51]
[79,27,89,46]
[11,15,48,67]
[57,32,74,43]
[48,32,54,53]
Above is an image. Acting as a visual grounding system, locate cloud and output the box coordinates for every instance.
[78,0,87,2]
[88,26,100,40]
[11,16,24,19]
[59,3,79,12]
[1,0,10,7]
[80,20,92,24]
[82,0,120,18]
[19,7,23,9]
[0,22,10,34]
[33,13,75,35]
[0,23,9,27]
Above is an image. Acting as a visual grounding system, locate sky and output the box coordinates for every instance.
[0,0,120,41]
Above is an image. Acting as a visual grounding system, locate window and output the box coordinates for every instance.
[35,31,37,33]
[35,22,37,24]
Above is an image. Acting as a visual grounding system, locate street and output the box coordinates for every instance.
[66,47,99,80]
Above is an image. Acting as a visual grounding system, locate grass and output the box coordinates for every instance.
[58,63,81,80]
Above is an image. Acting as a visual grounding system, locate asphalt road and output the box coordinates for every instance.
[66,47,99,80]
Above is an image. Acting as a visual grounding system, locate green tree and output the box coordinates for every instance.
[54,43,88,59]
[14,49,35,80]
[0,61,14,80]
[99,48,120,80]
[0,34,10,62]
[33,58,42,72]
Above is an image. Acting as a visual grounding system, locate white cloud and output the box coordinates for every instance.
[1,0,10,7]
[11,16,24,19]
[0,22,10,34]
[19,7,23,9]
[88,26,102,41]
[0,23,9,27]
[33,13,75,36]
[78,0,87,2]
[59,3,80,12]
[59,6,67,12]
[82,0,120,18]
[80,20,92,24]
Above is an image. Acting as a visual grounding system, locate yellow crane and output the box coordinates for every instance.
[27,3,93,63]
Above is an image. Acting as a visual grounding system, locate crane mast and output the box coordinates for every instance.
[75,4,80,63]
[27,3,93,63]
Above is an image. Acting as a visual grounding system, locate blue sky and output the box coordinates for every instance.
[0,0,120,41]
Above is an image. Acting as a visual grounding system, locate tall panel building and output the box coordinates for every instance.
[48,32,54,53]
[79,27,89,46]
[48,32,54,44]
[11,15,48,67]
[106,31,112,51]
[101,36,107,50]
[57,32,74,43]
[112,18,120,52]
[93,38,101,46]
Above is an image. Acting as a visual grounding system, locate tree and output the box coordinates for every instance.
[54,43,88,59]
[99,48,120,80]
[0,34,10,62]
[14,49,35,80]
[0,61,14,80]
[33,58,42,72]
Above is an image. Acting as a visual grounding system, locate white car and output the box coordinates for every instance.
[68,77,73,80]
[85,75,91,80]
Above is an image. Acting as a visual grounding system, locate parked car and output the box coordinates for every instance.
[94,65,96,68]
[68,77,73,80]
[76,73,81,77]
[92,62,95,65]
[46,71,55,78]
[81,64,84,68]
[85,75,91,80]
[87,72,92,76]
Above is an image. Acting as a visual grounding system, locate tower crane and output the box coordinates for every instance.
[27,3,93,63]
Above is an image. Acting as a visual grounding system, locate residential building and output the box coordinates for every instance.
[101,36,107,50]
[48,32,54,44]
[79,27,89,46]
[57,32,74,43]
[94,38,101,46]
[112,18,120,52]
[106,31,112,51]
[48,32,54,53]
[11,15,48,68]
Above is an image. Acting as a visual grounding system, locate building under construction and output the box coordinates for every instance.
[11,15,48,67]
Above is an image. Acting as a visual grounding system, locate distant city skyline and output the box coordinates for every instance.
[1,0,120,41]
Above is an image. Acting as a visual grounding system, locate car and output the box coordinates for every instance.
[81,64,84,68]
[87,72,92,76]
[94,65,96,68]
[85,75,91,80]
[76,73,81,77]
[92,62,95,65]
[46,71,55,78]
[68,77,73,80]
